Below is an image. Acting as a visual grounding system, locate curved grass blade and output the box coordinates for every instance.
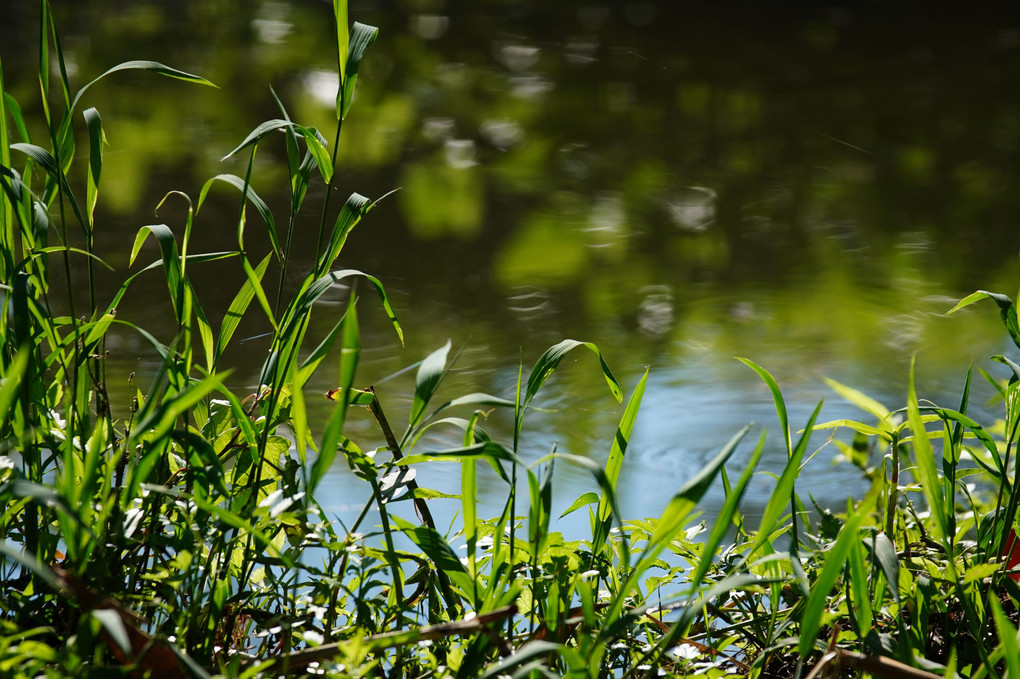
[197,174,280,261]
[948,290,1020,351]
[72,60,216,112]
[339,22,379,120]
[522,339,622,423]
[128,224,184,317]
[285,268,401,344]
[408,340,452,433]
[738,357,790,452]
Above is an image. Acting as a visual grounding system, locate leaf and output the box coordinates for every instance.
[409,341,451,431]
[738,357,790,452]
[593,369,647,551]
[92,609,131,655]
[522,340,622,423]
[128,224,184,317]
[72,60,215,112]
[339,22,379,119]
[197,174,279,261]
[824,377,891,421]
[652,425,750,549]
[797,496,874,659]
[312,296,360,495]
[218,252,272,359]
[907,356,950,548]
[333,0,349,110]
[688,429,765,588]
[865,532,901,605]
[560,491,599,519]
[83,107,104,226]
[947,290,1020,350]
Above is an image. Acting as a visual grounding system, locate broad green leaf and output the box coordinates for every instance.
[83,107,104,227]
[560,491,599,519]
[339,23,378,119]
[824,377,891,421]
[409,340,451,431]
[593,369,647,551]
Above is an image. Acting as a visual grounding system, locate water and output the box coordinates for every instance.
[3,1,1020,527]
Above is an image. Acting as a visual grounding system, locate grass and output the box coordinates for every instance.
[4,2,1020,677]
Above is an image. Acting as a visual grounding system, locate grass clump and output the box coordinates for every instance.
[4,2,1020,677]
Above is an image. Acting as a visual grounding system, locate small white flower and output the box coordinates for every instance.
[684,523,706,540]
[0,456,14,471]
[672,643,700,661]
[259,489,284,509]
[302,630,324,646]
[418,640,433,648]
[579,570,600,579]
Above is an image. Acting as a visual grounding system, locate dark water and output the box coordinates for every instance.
[4,1,1020,524]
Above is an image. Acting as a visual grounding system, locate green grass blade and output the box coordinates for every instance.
[592,369,647,552]
[947,290,1020,350]
[907,355,950,549]
[217,252,272,360]
[750,401,823,558]
[688,429,765,588]
[129,224,184,319]
[824,377,891,421]
[83,107,104,228]
[521,339,622,427]
[797,495,874,659]
[71,60,215,112]
[992,594,1020,677]
[333,0,349,116]
[340,22,379,120]
[197,174,280,262]
[408,340,452,433]
[311,296,359,496]
[240,254,279,333]
[738,357,790,452]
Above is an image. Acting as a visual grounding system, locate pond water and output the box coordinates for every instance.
[4,1,1020,527]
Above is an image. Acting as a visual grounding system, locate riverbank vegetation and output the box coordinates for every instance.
[4,3,1020,677]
